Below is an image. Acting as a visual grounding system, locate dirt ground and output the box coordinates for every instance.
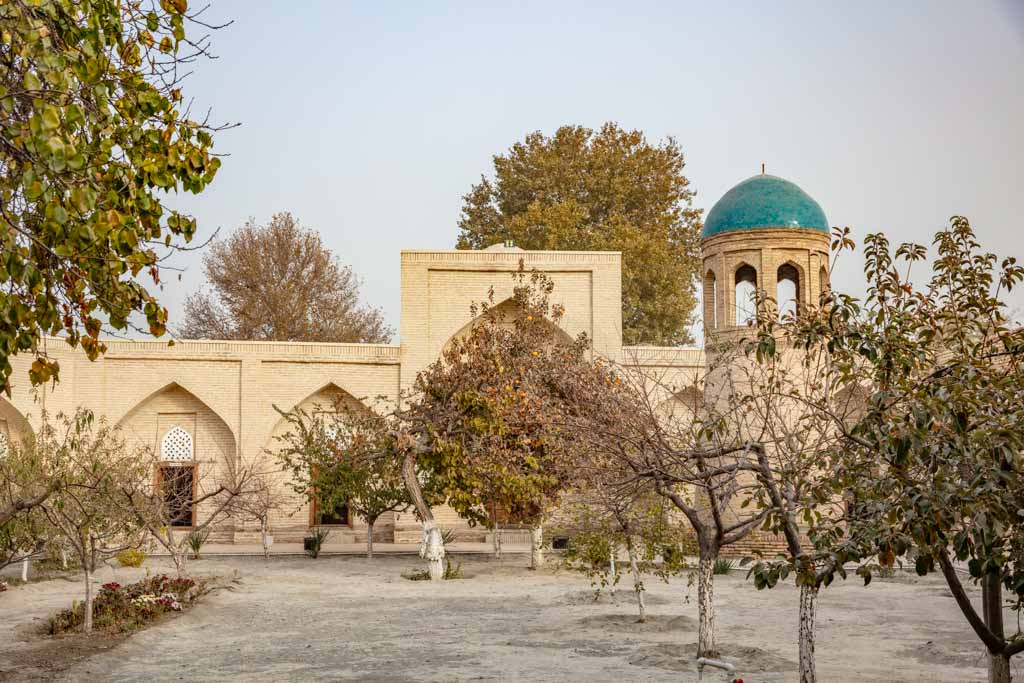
[0,554,1018,682]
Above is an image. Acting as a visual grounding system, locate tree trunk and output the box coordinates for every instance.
[20,556,28,583]
[609,545,617,586]
[697,546,718,658]
[530,524,543,570]
[798,583,818,683]
[983,573,1010,683]
[402,453,444,580]
[493,523,502,559]
[627,539,645,623]
[83,569,94,633]
[366,519,375,559]
[988,654,1010,683]
[172,546,188,579]
[260,515,271,561]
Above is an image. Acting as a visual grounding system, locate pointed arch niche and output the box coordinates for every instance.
[0,398,31,457]
[119,383,237,532]
[703,270,718,331]
[442,297,574,355]
[265,383,369,530]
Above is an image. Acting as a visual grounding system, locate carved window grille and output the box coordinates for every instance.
[161,426,194,462]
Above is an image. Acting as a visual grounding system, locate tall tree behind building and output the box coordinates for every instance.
[456,123,702,346]
[177,213,392,343]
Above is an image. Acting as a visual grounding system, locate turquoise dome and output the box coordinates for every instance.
[702,174,828,239]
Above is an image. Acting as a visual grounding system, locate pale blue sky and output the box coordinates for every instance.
[164,1,1024,342]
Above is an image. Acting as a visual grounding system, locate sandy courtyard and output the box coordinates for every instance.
[1,553,1017,682]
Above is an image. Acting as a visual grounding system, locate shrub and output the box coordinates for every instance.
[0,578,7,592]
[401,568,431,581]
[116,549,146,568]
[48,575,200,634]
[443,558,462,579]
[402,559,463,581]
[187,529,210,559]
[713,557,734,575]
[305,527,330,558]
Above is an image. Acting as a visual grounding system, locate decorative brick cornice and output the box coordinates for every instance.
[401,250,621,266]
[621,345,705,367]
[63,337,402,363]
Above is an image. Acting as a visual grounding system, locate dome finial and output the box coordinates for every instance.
[761,162,765,175]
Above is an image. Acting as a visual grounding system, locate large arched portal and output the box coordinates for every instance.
[443,298,575,355]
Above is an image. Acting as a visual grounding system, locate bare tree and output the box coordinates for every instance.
[576,355,767,659]
[176,212,392,343]
[234,472,291,560]
[39,410,149,633]
[121,449,267,578]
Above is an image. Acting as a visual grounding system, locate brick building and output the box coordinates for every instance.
[1,173,828,549]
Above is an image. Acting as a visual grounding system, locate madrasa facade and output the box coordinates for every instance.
[1,173,830,548]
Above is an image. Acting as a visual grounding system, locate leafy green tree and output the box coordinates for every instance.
[0,0,225,388]
[771,219,1024,682]
[275,404,412,559]
[562,486,689,623]
[456,123,702,346]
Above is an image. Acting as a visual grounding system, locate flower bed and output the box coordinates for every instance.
[49,575,201,634]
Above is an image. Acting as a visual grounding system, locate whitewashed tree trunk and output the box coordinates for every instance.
[530,524,543,570]
[260,515,271,560]
[627,540,645,622]
[798,583,818,683]
[420,519,445,580]
[697,549,718,658]
[60,546,67,569]
[83,570,94,633]
[609,545,617,585]
[20,556,28,582]
[366,519,375,559]
[492,522,502,559]
[402,452,445,581]
[172,546,188,579]
[988,653,1010,683]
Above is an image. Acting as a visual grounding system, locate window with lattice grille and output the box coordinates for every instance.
[0,431,8,458]
[161,426,194,462]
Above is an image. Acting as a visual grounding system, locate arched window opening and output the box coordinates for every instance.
[703,271,718,330]
[820,265,830,295]
[159,426,195,527]
[735,265,757,326]
[312,410,350,526]
[777,264,800,321]
[161,426,194,462]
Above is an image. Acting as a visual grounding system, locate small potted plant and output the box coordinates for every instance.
[303,527,330,558]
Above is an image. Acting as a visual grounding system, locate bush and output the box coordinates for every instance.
[713,557,734,575]
[402,559,463,581]
[115,549,146,568]
[187,529,210,559]
[305,527,330,558]
[49,575,200,634]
